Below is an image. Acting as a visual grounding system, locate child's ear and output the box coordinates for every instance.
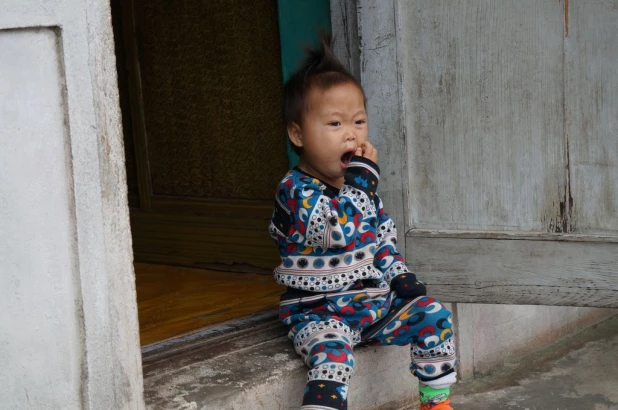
[287,122,303,148]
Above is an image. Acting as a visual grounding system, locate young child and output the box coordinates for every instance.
[269,36,457,410]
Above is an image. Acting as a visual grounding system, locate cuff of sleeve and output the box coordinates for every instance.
[384,262,411,284]
[344,156,380,198]
[348,156,380,178]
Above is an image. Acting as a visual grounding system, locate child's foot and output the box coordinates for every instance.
[420,398,453,410]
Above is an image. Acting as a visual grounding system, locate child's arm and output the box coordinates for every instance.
[271,156,379,250]
[373,196,427,298]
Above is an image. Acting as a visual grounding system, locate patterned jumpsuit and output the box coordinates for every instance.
[270,158,457,409]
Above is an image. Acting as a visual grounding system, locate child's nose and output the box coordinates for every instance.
[345,131,356,141]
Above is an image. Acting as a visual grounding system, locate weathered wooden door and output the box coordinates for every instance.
[359,0,618,308]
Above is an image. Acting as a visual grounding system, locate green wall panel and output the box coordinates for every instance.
[277,0,331,167]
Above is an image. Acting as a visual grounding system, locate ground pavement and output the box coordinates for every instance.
[449,314,618,410]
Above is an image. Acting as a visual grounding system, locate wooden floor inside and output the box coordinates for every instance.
[135,263,284,346]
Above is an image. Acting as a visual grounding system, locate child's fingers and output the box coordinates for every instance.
[355,147,363,156]
[362,142,376,154]
[361,142,378,163]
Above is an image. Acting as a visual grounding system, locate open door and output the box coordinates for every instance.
[116,0,287,270]
[111,0,332,345]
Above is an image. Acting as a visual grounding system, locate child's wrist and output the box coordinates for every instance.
[349,155,380,174]
[390,273,427,298]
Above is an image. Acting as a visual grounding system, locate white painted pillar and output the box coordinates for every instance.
[0,1,144,408]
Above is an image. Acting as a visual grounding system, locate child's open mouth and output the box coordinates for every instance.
[341,151,355,167]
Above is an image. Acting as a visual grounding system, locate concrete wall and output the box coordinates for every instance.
[1,27,84,410]
[0,1,143,408]
[454,304,615,378]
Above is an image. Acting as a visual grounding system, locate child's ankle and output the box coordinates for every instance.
[418,384,451,409]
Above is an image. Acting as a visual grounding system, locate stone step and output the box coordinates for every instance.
[142,314,420,410]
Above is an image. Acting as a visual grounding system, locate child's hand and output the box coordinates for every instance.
[390,273,426,299]
[355,141,378,164]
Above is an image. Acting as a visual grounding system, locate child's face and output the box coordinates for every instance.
[288,82,368,188]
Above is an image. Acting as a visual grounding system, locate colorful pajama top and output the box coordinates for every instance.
[269,156,412,302]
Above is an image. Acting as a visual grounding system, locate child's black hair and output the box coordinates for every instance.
[282,34,365,154]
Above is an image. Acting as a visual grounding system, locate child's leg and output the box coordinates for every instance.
[361,296,457,408]
[290,318,357,410]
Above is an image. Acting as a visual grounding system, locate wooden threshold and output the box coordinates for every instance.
[135,263,284,346]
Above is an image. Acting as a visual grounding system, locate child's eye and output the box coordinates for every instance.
[355,119,367,125]
[328,121,341,127]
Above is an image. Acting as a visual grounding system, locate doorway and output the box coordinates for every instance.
[110,0,287,346]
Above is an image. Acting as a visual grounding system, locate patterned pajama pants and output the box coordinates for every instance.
[282,294,457,410]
